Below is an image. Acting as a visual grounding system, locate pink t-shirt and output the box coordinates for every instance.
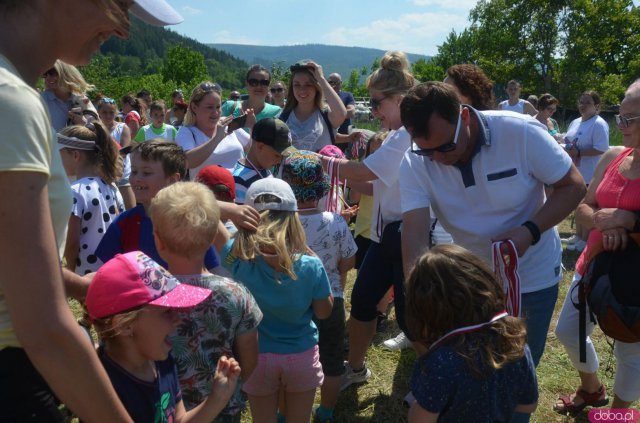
[576,148,640,274]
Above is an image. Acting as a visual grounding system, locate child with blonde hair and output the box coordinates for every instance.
[85,250,240,422]
[405,244,538,422]
[149,181,262,423]
[59,122,124,275]
[220,178,333,423]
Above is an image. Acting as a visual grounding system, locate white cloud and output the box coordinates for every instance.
[211,30,263,45]
[322,12,467,55]
[411,0,477,9]
[181,6,203,16]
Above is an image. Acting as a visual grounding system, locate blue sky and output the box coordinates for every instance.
[163,0,478,56]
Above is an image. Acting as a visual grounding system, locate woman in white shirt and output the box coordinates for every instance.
[175,81,251,175]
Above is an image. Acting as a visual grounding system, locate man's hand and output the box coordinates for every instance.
[492,226,534,257]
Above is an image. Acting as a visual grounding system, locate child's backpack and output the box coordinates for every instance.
[577,233,640,362]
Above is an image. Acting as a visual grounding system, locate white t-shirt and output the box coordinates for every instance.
[564,115,609,184]
[363,127,410,242]
[71,177,123,275]
[499,99,525,113]
[299,211,357,298]
[285,109,333,152]
[399,110,572,293]
[175,126,247,174]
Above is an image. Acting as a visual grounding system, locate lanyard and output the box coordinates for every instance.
[429,311,509,351]
[245,156,267,179]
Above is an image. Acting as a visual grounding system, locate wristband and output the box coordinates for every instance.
[522,221,541,245]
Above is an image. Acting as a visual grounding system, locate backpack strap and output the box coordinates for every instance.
[320,108,336,146]
[279,108,291,123]
[279,108,336,145]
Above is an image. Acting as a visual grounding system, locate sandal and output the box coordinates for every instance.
[554,384,609,415]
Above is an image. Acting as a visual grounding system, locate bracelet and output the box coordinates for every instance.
[522,221,541,245]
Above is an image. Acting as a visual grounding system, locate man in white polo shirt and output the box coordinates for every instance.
[399,82,586,370]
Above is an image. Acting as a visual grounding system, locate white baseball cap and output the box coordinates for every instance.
[245,179,298,212]
[130,0,184,26]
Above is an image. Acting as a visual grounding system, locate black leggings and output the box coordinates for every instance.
[0,347,68,422]
[349,222,409,338]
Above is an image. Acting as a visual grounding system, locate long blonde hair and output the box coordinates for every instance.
[53,60,95,95]
[232,210,307,280]
[184,81,221,127]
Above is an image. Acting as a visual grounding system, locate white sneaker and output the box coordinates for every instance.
[340,361,372,391]
[561,235,578,245]
[382,332,411,351]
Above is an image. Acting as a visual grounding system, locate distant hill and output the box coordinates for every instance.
[209,43,430,81]
[100,17,248,89]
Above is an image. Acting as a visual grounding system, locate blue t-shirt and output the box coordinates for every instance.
[95,204,219,269]
[338,91,355,134]
[411,343,538,422]
[99,349,182,423]
[221,239,331,354]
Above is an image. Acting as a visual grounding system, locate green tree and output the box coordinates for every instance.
[412,59,445,82]
[161,45,209,88]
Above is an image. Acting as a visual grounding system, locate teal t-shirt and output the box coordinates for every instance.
[221,239,331,354]
[221,101,281,132]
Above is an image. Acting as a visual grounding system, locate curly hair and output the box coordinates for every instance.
[405,244,527,377]
[445,64,495,111]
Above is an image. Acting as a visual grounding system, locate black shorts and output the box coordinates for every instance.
[313,298,346,376]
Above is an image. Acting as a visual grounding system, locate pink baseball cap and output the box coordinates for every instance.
[86,251,211,320]
[318,144,345,159]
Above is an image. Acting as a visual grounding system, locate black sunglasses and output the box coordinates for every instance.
[43,68,57,78]
[270,87,284,93]
[369,96,387,110]
[411,113,462,157]
[248,78,270,87]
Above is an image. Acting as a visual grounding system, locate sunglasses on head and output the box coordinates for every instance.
[101,98,116,104]
[42,68,57,78]
[411,111,462,157]
[199,82,221,94]
[270,87,284,93]
[248,78,270,87]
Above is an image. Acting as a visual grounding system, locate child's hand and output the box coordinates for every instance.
[340,205,359,221]
[210,356,241,405]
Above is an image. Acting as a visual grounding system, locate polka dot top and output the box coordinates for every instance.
[70,177,124,275]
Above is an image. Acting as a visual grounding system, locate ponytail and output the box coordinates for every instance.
[59,123,121,184]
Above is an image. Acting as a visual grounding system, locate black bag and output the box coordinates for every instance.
[577,233,640,362]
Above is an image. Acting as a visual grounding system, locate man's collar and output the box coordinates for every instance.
[464,104,491,148]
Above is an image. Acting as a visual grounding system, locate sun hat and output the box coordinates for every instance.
[245,178,298,212]
[196,165,236,201]
[281,150,331,203]
[130,0,184,26]
[252,118,295,155]
[85,251,211,320]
